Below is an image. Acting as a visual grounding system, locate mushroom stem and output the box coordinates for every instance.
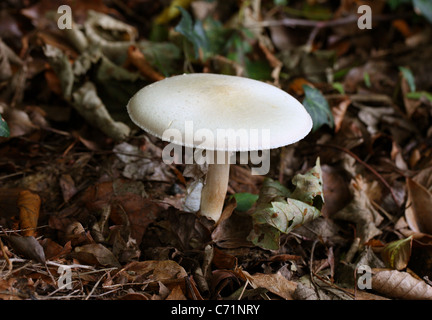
[200,154,230,223]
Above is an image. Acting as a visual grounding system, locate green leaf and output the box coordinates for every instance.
[231,193,259,212]
[381,236,413,270]
[174,7,210,59]
[247,158,324,249]
[363,72,371,88]
[399,66,416,92]
[302,85,334,132]
[0,113,9,137]
[274,0,288,5]
[406,91,432,103]
[413,0,432,23]
[332,82,345,94]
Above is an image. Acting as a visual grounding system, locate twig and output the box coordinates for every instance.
[247,13,413,48]
[247,13,412,29]
[85,271,107,300]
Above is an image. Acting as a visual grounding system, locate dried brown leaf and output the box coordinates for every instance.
[321,164,351,217]
[372,268,432,300]
[243,271,297,300]
[126,45,165,82]
[59,174,77,203]
[331,98,351,133]
[7,235,46,264]
[40,238,72,260]
[332,175,384,242]
[212,247,237,270]
[73,243,121,268]
[121,260,188,284]
[166,285,187,300]
[405,178,432,235]
[17,190,40,237]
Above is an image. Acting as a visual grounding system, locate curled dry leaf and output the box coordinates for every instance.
[331,98,351,133]
[84,10,137,62]
[17,190,41,237]
[71,81,130,141]
[332,175,384,243]
[242,271,297,300]
[372,268,432,300]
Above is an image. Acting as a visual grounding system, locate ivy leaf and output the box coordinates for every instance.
[413,0,432,23]
[231,193,259,212]
[247,158,324,250]
[174,7,210,59]
[302,85,334,132]
[0,113,9,137]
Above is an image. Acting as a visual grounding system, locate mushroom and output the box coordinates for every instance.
[127,73,312,223]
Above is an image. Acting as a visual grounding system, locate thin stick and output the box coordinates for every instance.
[85,271,106,300]
[247,13,412,29]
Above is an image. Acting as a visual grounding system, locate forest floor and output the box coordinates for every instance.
[1,0,432,301]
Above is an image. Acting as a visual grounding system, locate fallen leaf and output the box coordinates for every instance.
[211,211,254,249]
[73,243,121,268]
[59,174,77,203]
[302,85,334,132]
[6,235,46,264]
[80,179,163,245]
[40,238,72,260]
[212,247,237,270]
[121,260,188,288]
[243,271,297,300]
[381,236,413,270]
[231,192,258,212]
[71,81,130,141]
[166,285,187,300]
[3,107,37,137]
[332,175,384,243]
[17,190,40,237]
[320,164,352,217]
[182,180,203,213]
[287,77,312,95]
[372,268,432,300]
[405,178,432,235]
[248,159,323,249]
[126,45,164,81]
[331,98,351,133]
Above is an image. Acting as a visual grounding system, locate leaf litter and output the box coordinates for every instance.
[1,0,432,301]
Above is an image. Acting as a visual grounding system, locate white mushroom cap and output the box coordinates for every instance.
[127,73,312,151]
